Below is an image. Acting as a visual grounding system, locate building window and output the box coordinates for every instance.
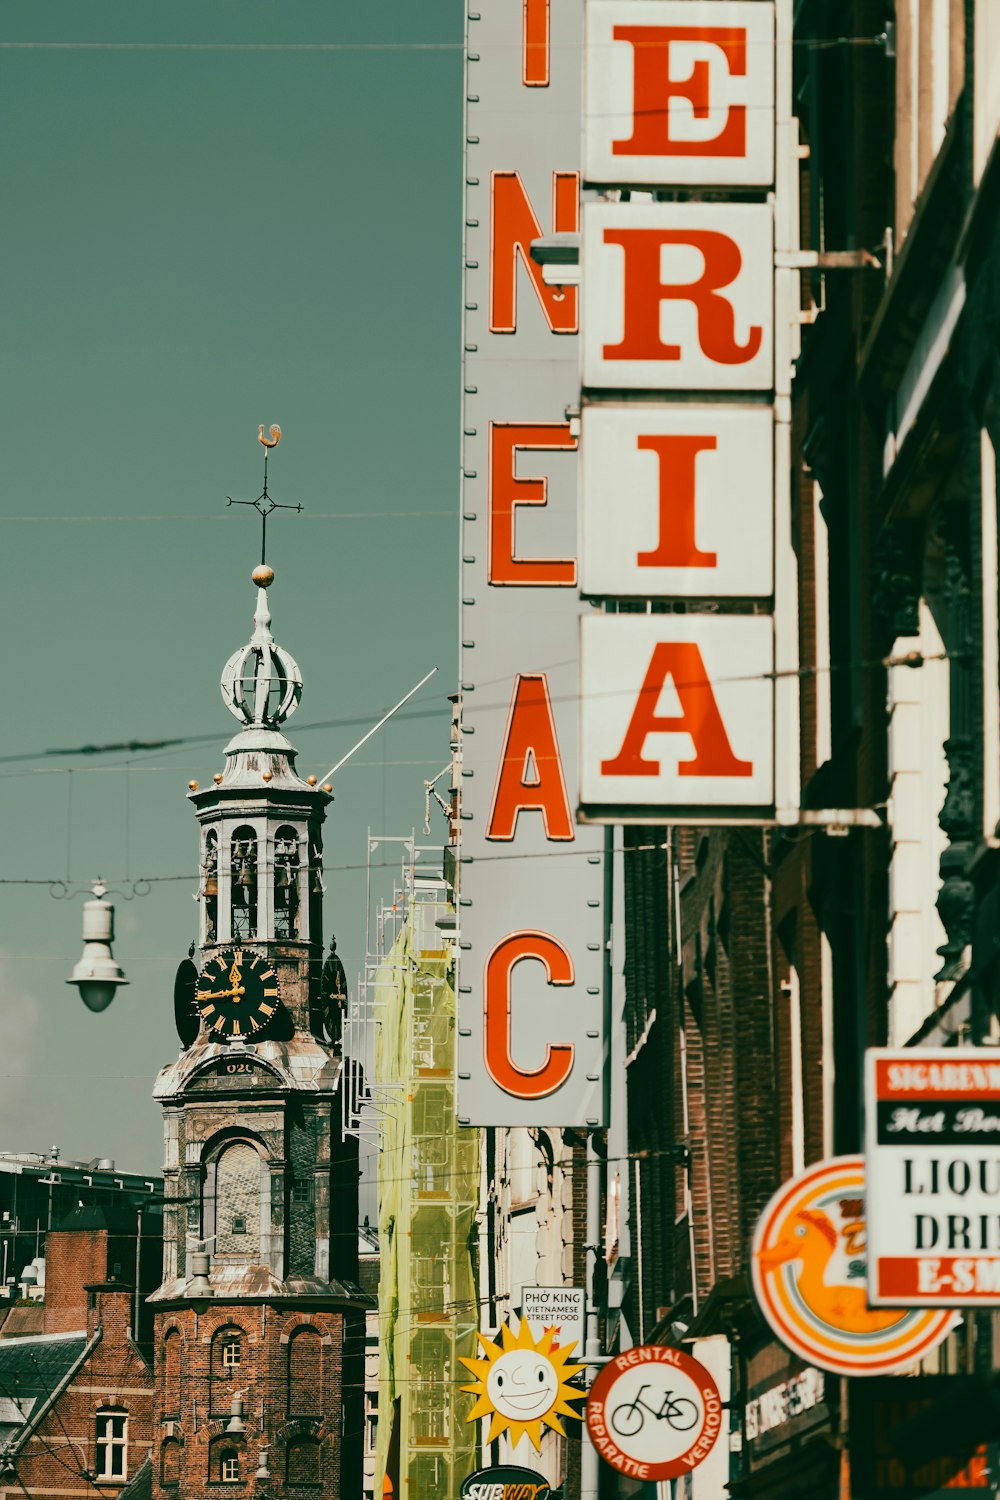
[292,1178,313,1204]
[365,1390,379,1455]
[210,1326,246,1415]
[209,1436,245,1485]
[274,825,300,939]
[231,825,258,941]
[202,828,219,944]
[161,1436,182,1488]
[95,1408,128,1481]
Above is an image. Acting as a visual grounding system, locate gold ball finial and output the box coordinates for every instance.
[306,775,318,787]
[213,773,224,785]
[252,564,274,588]
[262,770,273,783]
[188,781,199,791]
[322,783,333,794]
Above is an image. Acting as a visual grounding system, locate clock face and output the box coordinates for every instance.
[195,949,280,1040]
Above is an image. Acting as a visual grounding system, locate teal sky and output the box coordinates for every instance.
[0,2,463,1178]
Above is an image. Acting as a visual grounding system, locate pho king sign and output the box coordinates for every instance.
[865,1048,1000,1307]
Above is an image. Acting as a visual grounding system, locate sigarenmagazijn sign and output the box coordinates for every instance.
[865,1048,1000,1306]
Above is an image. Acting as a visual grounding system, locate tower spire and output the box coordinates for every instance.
[226,423,303,565]
[220,427,304,734]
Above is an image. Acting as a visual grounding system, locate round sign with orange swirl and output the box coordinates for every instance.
[751,1156,958,1376]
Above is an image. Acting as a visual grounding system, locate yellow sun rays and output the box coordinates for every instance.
[459,1317,586,1451]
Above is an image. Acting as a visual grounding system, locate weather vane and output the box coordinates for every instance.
[226,424,303,565]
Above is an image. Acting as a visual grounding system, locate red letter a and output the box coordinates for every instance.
[601,642,753,778]
[488,674,574,840]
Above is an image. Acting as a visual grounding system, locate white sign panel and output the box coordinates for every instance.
[579,613,774,812]
[521,1285,585,1352]
[865,1047,1000,1306]
[581,200,774,391]
[580,403,774,597]
[584,0,775,187]
[458,0,606,1127]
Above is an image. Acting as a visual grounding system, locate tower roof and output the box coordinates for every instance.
[221,569,302,732]
[211,569,314,793]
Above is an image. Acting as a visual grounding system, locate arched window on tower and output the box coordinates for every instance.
[209,1324,246,1416]
[215,1142,263,1257]
[208,1436,244,1485]
[287,1326,323,1416]
[231,826,257,941]
[201,830,218,944]
[160,1436,182,1488]
[274,826,300,940]
[163,1328,181,1417]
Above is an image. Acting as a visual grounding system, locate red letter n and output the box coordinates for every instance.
[491,171,579,333]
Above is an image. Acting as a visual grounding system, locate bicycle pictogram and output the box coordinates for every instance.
[609,1382,699,1438]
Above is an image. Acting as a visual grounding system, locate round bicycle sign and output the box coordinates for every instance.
[586,1344,723,1481]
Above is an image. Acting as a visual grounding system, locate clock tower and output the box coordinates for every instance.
[149,557,365,1500]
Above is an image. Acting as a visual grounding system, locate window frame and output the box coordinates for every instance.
[94,1407,128,1482]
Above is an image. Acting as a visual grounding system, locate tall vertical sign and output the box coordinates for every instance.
[458,1,606,1126]
[578,0,799,824]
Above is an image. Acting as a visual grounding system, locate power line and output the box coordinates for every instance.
[0,645,960,770]
[1,511,453,523]
[0,41,464,52]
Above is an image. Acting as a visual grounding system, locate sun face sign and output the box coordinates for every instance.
[460,1318,586,1451]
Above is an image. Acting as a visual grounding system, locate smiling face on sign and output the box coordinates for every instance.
[487,1349,558,1420]
[459,1317,586,1451]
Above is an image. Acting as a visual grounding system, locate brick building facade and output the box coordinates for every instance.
[0,1219,155,1498]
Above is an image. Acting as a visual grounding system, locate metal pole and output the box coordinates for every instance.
[580,1135,602,1500]
[319,668,438,784]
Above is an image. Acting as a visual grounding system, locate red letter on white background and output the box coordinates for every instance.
[523,0,550,86]
[487,674,574,841]
[634,433,717,569]
[602,226,762,365]
[490,171,579,333]
[489,422,577,585]
[601,641,753,778]
[612,25,747,159]
[484,932,574,1099]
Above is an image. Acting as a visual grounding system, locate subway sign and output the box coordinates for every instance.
[461,1468,554,1500]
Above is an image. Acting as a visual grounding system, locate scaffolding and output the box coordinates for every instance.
[372,867,479,1500]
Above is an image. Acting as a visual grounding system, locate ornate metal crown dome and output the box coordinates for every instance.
[221,567,302,730]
